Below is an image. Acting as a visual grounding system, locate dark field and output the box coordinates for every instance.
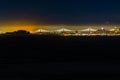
[0,35,120,80]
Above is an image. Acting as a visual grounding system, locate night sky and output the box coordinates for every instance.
[0,0,120,25]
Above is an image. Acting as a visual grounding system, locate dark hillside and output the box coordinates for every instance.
[0,35,120,79]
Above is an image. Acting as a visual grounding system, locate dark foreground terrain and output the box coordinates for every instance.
[0,35,120,80]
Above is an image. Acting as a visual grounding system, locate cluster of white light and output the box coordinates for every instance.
[32,27,112,33]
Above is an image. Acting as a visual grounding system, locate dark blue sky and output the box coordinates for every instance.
[0,0,120,25]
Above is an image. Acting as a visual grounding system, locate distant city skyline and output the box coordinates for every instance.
[0,24,119,33]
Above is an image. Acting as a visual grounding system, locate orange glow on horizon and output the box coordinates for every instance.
[0,25,42,32]
[0,20,44,32]
[5,26,37,32]
[0,20,118,33]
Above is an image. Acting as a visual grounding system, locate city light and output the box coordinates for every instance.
[0,24,120,36]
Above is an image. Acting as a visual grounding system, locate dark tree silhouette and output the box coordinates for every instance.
[13,30,30,35]
[4,30,30,35]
